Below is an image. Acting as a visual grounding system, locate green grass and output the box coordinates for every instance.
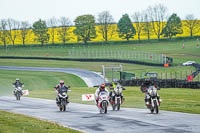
[0,70,87,96]
[0,110,80,133]
[0,38,200,64]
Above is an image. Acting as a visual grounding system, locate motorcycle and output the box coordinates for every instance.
[56,86,70,112]
[13,84,24,101]
[145,86,161,114]
[97,91,109,114]
[110,85,125,111]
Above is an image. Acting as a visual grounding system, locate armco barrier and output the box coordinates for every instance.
[0,56,165,67]
[119,79,200,89]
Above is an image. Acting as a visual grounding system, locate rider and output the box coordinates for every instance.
[140,79,160,105]
[95,84,109,104]
[13,78,23,88]
[109,80,125,103]
[13,78,23,95]
[54,80,70,106]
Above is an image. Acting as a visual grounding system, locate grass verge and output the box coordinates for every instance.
[0,110,80,133]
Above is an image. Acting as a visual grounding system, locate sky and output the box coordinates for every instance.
[0,0,199,24]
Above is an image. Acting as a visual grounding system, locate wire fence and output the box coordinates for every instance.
[67,48,167,64]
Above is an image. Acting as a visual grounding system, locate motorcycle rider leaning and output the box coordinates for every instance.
[109,80,125,103]
[140,79,160,105]
[54,80,70,106]
[95,84,109,104]
[13,78,23,95]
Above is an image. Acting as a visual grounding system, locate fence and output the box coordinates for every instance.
[67,48,167,64]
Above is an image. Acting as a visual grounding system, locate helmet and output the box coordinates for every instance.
[16,78,20,81]
[59,80,64,85]
[100,84,105,91]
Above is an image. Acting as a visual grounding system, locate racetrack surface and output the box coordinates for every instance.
[0,66,104,87]
[0,96,200,133]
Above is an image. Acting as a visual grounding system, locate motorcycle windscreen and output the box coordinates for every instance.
[99,91,108,96]
[60,87,67,93]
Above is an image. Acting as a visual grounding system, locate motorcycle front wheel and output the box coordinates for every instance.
[117,98,120,111]
[154,100,159,114]
[102,102,107,114]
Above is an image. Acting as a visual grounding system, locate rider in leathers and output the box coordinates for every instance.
[13,78,23,95]
[95,84,109,104]
[54,80,70,106]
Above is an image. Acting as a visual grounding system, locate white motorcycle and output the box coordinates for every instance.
[97,91,109,114]
[13,84,24,100]
[146,86,161,114]
[110,85,125,111]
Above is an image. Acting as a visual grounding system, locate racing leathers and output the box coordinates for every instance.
[95,87,109,104]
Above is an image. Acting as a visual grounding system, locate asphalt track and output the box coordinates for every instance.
[0,66,104,87]
[0,96,200,133]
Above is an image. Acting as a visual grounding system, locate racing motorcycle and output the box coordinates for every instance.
[110,85,125,111]
[145,86,161,114]
[13,84,24,100]
[57,86,70,111]
[96,91,109,114]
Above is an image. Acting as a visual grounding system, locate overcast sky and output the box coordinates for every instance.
[0,0,199,24]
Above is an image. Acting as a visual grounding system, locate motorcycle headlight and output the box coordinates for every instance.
[153,88,157,93]
[148,89,152,94]
[62,92,66,95]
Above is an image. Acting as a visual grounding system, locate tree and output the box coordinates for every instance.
[0,19,9,47]
[142,12,153,40]
[162,13,183,39]
[47,17,58,44]
[74,15,97,44]
[117,14,136,41]
[147,4,168,40]
[7,19,20,46]
[32,19,49,45]
[132,11,145,41]
[97,11,116,42]
[20,21,31,45]
[184,14,200,37]
[58,17,71,44]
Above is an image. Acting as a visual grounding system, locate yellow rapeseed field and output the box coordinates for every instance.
[1,21,200,45]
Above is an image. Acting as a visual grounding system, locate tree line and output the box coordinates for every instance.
[0,4,200,46]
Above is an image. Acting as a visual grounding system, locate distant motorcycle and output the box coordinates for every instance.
[110,85,125,111]
[56,86,70,111]
[96,91,109,114]
[13,84,24,100]
[145,86,161,114]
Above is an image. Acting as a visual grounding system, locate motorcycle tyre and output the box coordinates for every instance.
[117,98,120,111]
